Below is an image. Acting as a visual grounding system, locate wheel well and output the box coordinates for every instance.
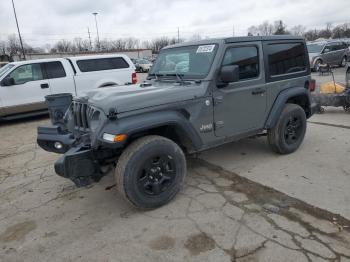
[286,95,310,117]
[99,82,117,88]
[127,125,195,153]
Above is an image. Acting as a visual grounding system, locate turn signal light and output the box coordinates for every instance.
[103,133,127,142]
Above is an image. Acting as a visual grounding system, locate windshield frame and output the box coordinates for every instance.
[0,63,15,78]
[149,44,219,80]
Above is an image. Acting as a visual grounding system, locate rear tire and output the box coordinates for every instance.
[267,104,307,154]
[115,135,186,209]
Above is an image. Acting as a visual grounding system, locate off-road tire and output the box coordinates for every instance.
[267,104,307,154]
[115,135,186,209]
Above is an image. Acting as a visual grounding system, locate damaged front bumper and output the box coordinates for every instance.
[37,125,111,187]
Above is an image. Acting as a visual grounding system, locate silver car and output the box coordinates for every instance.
[307,40,349,71]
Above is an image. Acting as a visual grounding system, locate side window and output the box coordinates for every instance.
[330,43,339,51]
[222,46,259,80]
[8,64,44,85]
[77,57,129,72]
[266,42,306,76]
[45,62,66,79]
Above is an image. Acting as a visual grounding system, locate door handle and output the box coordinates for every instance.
[214,96,224,105]
[251,88,265,95]
[41,83,49,89]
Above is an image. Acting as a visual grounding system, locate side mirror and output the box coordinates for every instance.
[1,77,15,86]
[220,65,239,83]
[323,48,330,53]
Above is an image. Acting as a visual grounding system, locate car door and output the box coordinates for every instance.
[321,44,334,64]
[43,61,75,95]
[0,63,50,115]
[213,42,267,137]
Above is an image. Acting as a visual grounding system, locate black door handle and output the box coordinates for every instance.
[41,83,49,89]
[252,88,265,95]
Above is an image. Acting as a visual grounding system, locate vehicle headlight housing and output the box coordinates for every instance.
[89,111,101,131]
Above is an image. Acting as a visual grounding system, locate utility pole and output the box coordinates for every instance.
[87,27,92,50]
[11,0,26,60]
[232,24,235,37]
[92,12,100,51]
[177,27,180,43]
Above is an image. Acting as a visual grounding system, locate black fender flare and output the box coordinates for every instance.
[97,110,202,151]
[265,87,312,129]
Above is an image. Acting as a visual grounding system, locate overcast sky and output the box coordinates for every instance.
[0,0,349,47]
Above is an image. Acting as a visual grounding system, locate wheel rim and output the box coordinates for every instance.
[137,154,176,196]
[284,116,303,145]
[315,60,321,71]
[341,57,346,67]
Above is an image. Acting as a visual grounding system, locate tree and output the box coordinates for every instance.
[274,20,288,35]
[54,39,73,53]
[290,25,306,36]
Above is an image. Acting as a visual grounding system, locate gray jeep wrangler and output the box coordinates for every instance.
[37,36,316,209]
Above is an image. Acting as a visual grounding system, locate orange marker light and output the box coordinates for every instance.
[113,134,127,142]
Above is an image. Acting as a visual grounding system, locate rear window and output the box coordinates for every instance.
[77,57,129,72]
[266,42,307,76]
[45,61,66,78]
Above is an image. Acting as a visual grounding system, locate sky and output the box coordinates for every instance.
[0,0,349,48]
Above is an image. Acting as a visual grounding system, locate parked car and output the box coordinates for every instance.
[134,59,153,72]
[307,40,349,71]
[0,54,136,120]
[38,35,316,209]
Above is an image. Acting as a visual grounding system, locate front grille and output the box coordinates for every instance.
[71,101,96,130]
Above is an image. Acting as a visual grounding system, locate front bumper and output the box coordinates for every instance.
[55,146,101,187]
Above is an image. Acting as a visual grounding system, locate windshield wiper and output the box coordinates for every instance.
[148,73,164,81]
[165,73,186,85]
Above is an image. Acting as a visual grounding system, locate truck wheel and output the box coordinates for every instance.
[115,135,186,209]
[267,104,307,154]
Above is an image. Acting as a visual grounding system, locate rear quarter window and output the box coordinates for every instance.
[265,42,307,79]
[45,61,66,79]
[77,57,130,72]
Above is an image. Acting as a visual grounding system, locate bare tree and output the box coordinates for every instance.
[54,39,73,53]
[290,25,306,36]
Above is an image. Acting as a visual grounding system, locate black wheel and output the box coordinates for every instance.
[340,56,347,67]
[115,135,186,209]
[314,59,322,71]
[267,104,307,154]
[344,105,350,112]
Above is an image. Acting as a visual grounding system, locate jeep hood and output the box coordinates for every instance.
[84,81,208,114]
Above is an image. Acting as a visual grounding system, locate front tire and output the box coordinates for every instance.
[340,56,347,67]
[115,135,186,209]
[314,59,322,71]
[267,104,307,154]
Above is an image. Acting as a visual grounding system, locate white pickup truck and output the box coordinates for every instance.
[0,54,136,120]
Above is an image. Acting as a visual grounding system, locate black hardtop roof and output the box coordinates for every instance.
[164,35,305,49]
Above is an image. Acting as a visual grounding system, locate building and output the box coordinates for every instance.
[12,49,153,61]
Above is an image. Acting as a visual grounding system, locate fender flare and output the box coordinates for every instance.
[265,87,312,129]
[98,110,202,151]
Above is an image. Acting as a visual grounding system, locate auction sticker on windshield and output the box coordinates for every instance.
[197,45,215,53]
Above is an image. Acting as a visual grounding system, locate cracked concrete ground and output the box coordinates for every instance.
[0,116,349,262]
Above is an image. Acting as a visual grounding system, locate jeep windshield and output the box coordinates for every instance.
[149,44,217,80]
